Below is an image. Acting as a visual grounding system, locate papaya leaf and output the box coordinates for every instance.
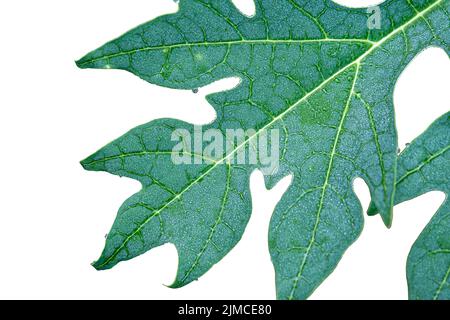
[370,113,450,300]
[77,0,450,299]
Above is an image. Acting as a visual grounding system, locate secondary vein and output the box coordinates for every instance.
[288,63,361,300]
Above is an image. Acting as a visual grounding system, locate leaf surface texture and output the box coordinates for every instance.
[371,113,449,300]
[78,0,450,299]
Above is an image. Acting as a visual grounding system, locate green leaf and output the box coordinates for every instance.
[78,0,450,299]
[81,120,254,288]
[370,113,450,300]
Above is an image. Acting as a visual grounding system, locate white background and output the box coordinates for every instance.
[0,0,448,300]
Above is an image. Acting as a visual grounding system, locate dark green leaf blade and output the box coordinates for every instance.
[367,113,449,300]
[77,0,450,299]
[394,113,449,300]
[81,119,253,287]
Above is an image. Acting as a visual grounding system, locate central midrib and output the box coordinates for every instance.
[96,0,444,268]
[78,38,374,67]
[288,63,361,300]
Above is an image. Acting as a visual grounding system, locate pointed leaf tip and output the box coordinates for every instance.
[382,213,393,229]
[75,54,94,69]
[80,156,96,171]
